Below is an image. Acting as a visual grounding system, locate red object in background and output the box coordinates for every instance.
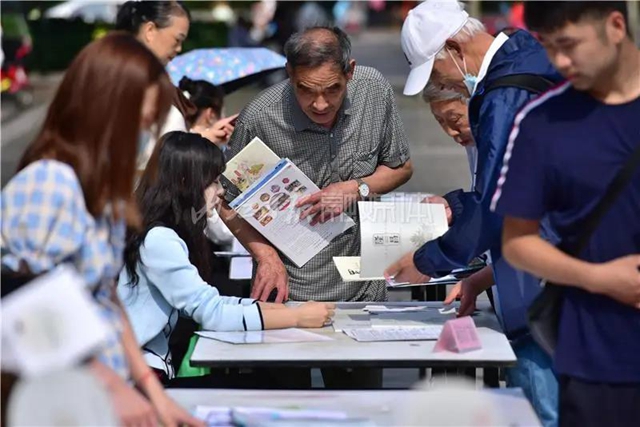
[1,41,31,95]
[509,2,526,30]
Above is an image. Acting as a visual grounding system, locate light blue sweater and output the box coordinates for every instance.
[117,226,263,377]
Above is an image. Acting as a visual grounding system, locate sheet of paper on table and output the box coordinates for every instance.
[195,328,332,345]
[363,305,429,313]
[228,239,252,280]
[358,201,448,279]
[333,256,463,287]
[343,327,443,342]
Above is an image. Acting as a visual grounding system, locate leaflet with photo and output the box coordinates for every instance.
[229,158,355,268]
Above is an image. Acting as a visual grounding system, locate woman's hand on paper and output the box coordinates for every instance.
[296,181,359,226]
[294,301,336,328]
[384,251,431,285]
[251,253,289,303]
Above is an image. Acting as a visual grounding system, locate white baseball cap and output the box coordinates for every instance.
[401,0,470,96]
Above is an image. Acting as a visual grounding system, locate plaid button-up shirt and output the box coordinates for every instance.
[1,160,128,378]
[225,66,410,302]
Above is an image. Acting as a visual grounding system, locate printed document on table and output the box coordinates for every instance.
[358,201,449,279]
[195,328,333,344]
[333,256,471,286]
[343,327,443,342]
[230,158,355,267]
[333,256,384,282]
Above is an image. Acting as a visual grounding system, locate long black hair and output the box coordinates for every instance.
[123,131,226,286]
[179,76,225,120]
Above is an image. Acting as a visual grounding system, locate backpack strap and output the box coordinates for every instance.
[469,74,556,120]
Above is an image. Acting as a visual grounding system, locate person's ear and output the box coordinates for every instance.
[345,59,356,81]
[205,108,218,125]
[286,63,295,81]
[606,11,629,44]
[141,21,156,44]
[444,39,463,59]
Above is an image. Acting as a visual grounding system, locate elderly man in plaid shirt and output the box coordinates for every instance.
[221,26,413,305]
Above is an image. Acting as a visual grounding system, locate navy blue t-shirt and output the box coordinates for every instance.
[492,82,640,383]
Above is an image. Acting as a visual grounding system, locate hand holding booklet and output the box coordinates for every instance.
[224,137,355,268]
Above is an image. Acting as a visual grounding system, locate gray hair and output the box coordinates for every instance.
[283,26,352,74]
[422,83,467,104]
[434,1,486,61]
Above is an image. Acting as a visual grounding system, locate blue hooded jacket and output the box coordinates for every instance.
[413,30,563,337]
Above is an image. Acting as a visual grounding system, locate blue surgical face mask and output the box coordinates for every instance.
[447,49,478,96]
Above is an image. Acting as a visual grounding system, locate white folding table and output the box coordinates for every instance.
[168,387,541,426]
[190,302,516,369]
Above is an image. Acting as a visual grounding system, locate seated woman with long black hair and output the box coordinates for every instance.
[117,131,334,380]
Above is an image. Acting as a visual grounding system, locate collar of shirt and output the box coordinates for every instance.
[473,32,509,94]
[290,85,353,132]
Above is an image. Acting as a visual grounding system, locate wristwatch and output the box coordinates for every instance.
[356,178,370,199]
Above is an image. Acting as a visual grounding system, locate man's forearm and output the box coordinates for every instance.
[503,233,597,292]
[219,202,279,261]
[362,161,413,195]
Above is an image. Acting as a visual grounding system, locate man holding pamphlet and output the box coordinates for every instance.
[219,25,412,389]
[220,25,412,304]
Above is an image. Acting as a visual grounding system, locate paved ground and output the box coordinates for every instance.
[0,29,476,389]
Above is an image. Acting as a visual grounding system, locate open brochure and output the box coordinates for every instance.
[226,138,355,268]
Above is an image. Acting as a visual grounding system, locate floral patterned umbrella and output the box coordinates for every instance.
[167,47,286,94]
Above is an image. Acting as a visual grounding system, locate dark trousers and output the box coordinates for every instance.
[559,375,640,427]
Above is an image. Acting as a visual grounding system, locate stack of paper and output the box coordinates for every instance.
[343,327,443,342]
[370,312,439,329]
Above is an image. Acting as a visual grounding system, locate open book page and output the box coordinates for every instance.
[222,137,280,192]
[358,202,449,279]
[231,159,355,268]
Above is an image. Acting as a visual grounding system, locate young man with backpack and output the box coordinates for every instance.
[390,1,563,425]
[493,2,640,426]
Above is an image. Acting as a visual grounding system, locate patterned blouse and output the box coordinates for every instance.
[1,160,128,378]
